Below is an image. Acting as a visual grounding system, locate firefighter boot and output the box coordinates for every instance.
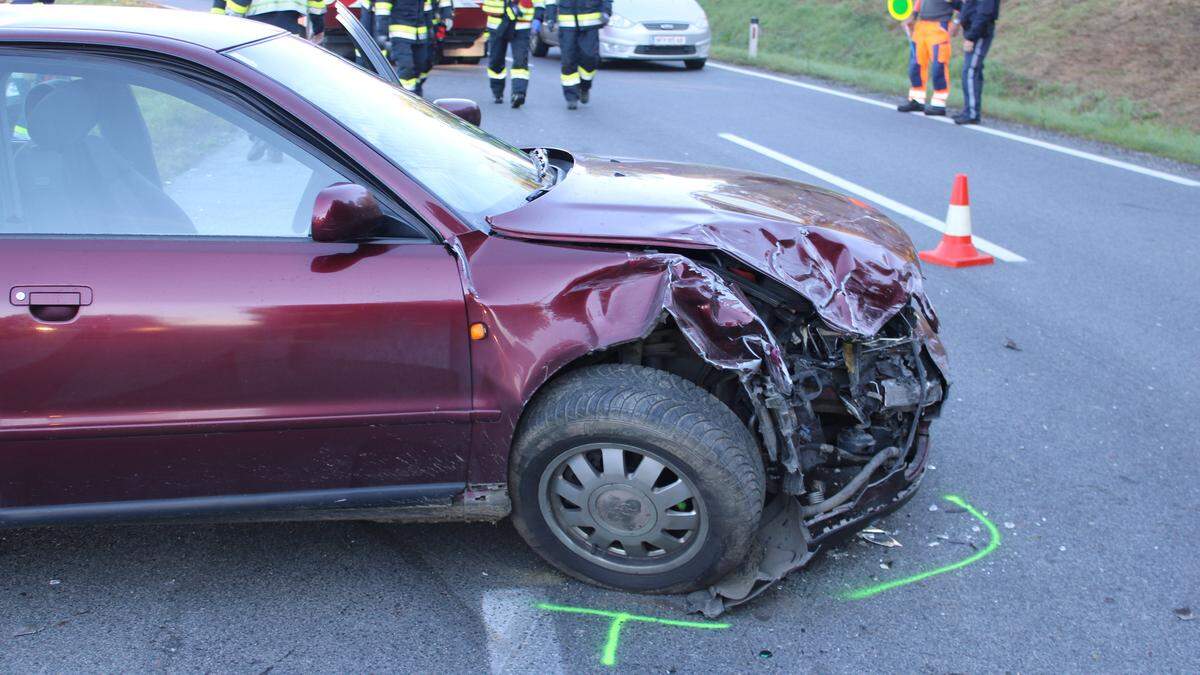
[896,99,925,113]
[511,93,525,108]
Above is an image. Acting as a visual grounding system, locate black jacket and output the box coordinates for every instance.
[960,0,999,41]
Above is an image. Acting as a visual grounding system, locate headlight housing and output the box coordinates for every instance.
[694,15,709,30]
[608,13,635,29]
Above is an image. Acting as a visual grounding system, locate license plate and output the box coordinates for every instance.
[653,35,687,46]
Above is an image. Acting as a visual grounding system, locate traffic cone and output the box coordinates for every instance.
[919,174,995,268]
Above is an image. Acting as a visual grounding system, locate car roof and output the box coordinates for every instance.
[0,4,284,52]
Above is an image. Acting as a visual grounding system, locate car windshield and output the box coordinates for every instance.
[230,36,540,230]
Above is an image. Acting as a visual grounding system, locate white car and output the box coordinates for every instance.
[531,0,710,70]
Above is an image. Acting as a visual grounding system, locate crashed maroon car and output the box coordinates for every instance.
[0,6,947,614]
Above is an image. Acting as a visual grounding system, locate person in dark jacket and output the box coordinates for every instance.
[544,0,612,110]
[954,0,1000,125]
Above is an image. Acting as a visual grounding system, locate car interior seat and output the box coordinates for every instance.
[14,78,194,235]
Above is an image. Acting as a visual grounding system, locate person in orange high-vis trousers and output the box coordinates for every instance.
[897,0,960,116]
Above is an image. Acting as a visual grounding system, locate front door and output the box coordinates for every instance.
[0,49,471,510]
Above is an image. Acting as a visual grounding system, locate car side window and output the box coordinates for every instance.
[0,51,421,239]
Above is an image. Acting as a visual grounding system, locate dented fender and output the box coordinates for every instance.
[452,232,799,484]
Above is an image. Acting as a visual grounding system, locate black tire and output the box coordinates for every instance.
[510,364,765,594]
[530,31,550,57]
[684,58,706,70]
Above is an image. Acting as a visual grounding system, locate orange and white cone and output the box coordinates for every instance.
[919,174,995,268]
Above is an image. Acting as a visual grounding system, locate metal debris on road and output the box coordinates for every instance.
[1004,338,1022,351]
[1174,607,1195,621]
[857,527,903,548]
[842,494,1000,600]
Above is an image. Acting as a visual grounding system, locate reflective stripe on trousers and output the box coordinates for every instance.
[558,26,598,101]
[962,34,992,118]
[487,18,532,97]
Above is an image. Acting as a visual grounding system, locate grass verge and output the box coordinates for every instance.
[701,1,1200,166]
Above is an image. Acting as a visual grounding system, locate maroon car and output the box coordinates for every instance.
[0,5,947,613]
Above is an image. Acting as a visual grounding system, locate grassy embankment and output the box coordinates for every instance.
[699,0,1200,166]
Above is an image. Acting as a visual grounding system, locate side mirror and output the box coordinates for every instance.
[434,98,482,126]
[311,183,383,243]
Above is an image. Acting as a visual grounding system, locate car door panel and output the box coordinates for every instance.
[0,238,472,508]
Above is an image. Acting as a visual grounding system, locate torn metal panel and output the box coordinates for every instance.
[453,233,796,485]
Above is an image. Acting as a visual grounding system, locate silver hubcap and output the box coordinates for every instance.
[538,443,707,573]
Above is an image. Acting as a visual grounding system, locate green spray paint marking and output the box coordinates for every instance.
[842,494,1000,600]
[537,603,729,667]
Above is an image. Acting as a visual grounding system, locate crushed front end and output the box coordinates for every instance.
[686,256,948,617]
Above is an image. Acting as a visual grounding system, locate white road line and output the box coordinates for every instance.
[709,61,896,111]
[710,62,1200,188]
[481,589,564,674]
[720,132,1028,263]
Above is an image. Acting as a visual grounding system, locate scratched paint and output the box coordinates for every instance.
[842,494,1001,600]
[537,603,729,667]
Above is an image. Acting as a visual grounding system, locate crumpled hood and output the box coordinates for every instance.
[488,155,930,336]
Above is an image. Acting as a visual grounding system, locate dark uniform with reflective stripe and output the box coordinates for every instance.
[374,0,440,94]
[421,0,454,88]
[957,0,1000,122]
[483,0,542,105]
[211,0,326,36]
[544,0,611,106]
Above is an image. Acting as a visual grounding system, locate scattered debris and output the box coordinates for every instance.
[48,580,61,586]
[927,541,941,547]
[857,527,903,548]
[1003,338,1022,351]
[12,625,44,638]
[1174,607,1195,621]
[879,560,891,570]
[1059,545,1067,552]
[1003,522,1016,529]
[827,549,850,560]
[758,649,773,659]
[928,504,939,512]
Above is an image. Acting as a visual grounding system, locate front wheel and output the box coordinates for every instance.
[684,58,706,70]
[510,364,765,593]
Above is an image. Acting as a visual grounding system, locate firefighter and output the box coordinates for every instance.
[418,0,455,93]
[897,0,961,116]
[544,0,611,110]
[212,0,325,37]
[214,0,325,161]
[373,0,433,96]
[954,0,1000,125]
[483,0,540,108]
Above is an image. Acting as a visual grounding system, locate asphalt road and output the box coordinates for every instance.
[4,28,1200,673]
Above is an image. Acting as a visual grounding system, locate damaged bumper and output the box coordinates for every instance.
[687,418,933,617]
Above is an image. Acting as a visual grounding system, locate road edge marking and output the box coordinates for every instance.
[710,61,1200,188]
[719,132,1028,263]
